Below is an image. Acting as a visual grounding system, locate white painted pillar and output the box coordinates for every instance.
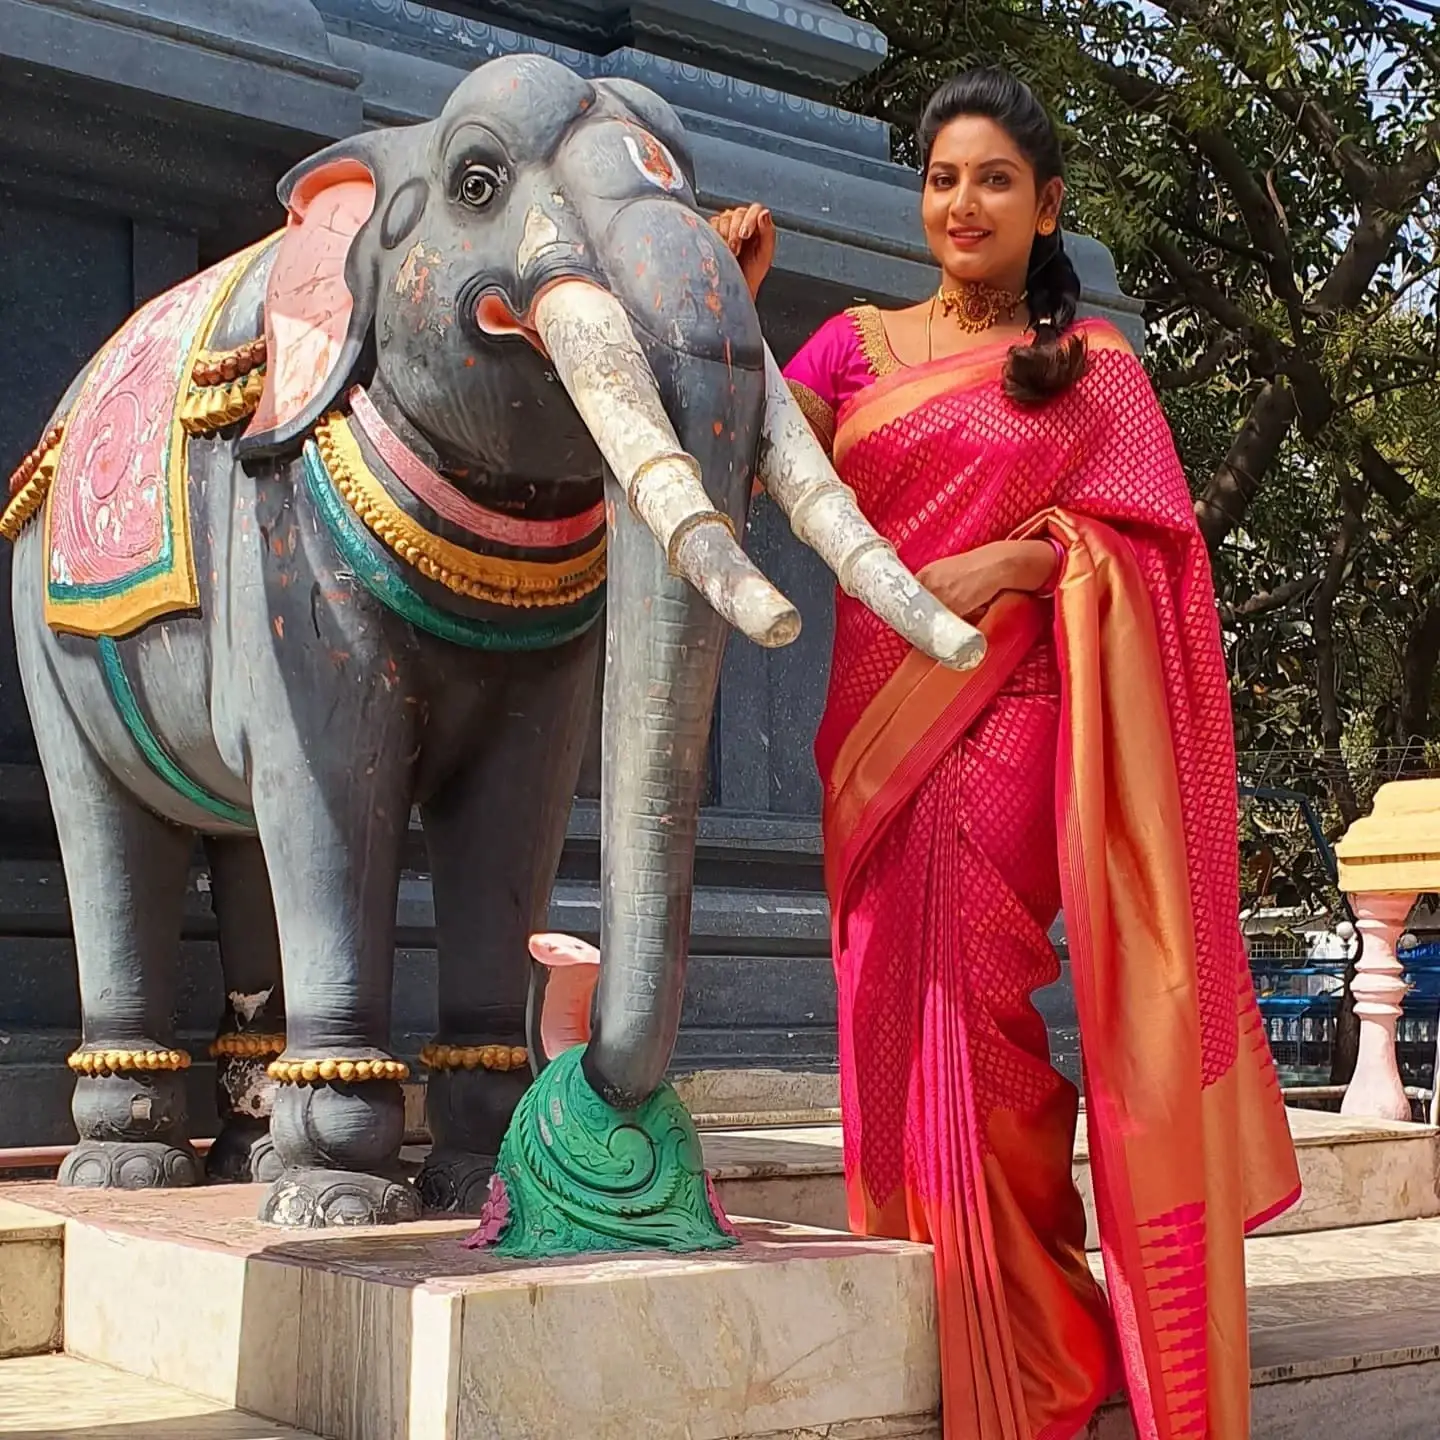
[1341,891,1415,1122]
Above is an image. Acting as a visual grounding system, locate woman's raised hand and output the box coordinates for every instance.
[710,204,776,299]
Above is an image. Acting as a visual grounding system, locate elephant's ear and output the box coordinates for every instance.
[238,145,378,459]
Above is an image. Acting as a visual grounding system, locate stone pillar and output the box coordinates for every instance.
[1334,779,1440,1121]
[1340,892,1413,1122]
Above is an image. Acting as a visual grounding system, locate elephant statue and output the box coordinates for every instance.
[3,54,980,1231]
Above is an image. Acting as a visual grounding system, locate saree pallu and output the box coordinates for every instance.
[816,324,1300,1440]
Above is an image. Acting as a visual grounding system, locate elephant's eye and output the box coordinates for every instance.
[459,164,503,209]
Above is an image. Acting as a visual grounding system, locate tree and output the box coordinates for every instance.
[840,1,1440,1079]
[840,0,1440,788]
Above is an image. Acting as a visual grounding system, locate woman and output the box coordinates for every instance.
[710,69,1299,1440]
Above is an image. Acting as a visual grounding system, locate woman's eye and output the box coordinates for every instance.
[459,165,502,208]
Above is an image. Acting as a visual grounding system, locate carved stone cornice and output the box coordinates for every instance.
[431,0,887,94]
[0,0,362,138]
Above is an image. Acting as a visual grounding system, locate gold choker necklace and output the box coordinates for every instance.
[935,281,1027,333]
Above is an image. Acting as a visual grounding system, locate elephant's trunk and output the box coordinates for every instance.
[532,280,763,1109]
[579,469,729,1108]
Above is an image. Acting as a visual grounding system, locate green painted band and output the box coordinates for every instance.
[302,442,604,652]
[97,637,255,828]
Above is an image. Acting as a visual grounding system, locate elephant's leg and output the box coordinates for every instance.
[204,836,285,1184]
[249,734,419,1227]
[416,627,600,1214]
[34,702,201,1190]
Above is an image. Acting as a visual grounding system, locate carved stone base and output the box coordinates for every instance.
[58,1139,201,1190]
[205,1120,281,1185]
[416,1147,496,1215]
[258,1168,421,1228]
[476,1046,738,1258]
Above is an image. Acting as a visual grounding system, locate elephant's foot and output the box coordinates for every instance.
[466,1046,739,1259]
[59,1139,201,1190]
[419,1059,529,1214]
[259,1168,420,1228]
[416,1148,496,1214]
[62,1069,200,1190]
[205,1120,281,1184]
[259,1070,411,1225]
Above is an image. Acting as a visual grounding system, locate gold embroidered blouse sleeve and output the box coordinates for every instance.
[787,379,836,456]
[846,306,900,378]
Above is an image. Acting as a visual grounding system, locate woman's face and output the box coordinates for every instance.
[921,115,1062,291]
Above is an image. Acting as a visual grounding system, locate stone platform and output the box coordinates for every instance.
[3,1106,1440,1438]
[0,1186,938,1440]
[707,1105,1440,1243]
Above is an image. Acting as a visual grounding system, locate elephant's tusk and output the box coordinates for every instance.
[532,281,800,649]
[756,347,987,671]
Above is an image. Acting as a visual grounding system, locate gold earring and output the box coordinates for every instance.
[1037,216,1057,237]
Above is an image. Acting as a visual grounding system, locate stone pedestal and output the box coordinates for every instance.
[1334,779,1440,1121]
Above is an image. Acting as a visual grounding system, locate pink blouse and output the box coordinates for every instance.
[781,306,1067,593]
[782,308,898,455]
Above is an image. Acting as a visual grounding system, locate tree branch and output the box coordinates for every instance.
[1153,332,1239,390]
[1358,440,1416,514]
[1147,0,1379,199]
[1195,380,1298,551]
[1399,596,1440,751]
[1147,230,1267,345]
[1219,573,1320,625]
[1312,120,1440,316]
[1313,484,1367,827]
[1170,212,1271,268]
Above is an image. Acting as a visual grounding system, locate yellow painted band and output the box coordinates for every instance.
[314,413,606,609]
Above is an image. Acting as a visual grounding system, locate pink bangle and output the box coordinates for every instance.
[1035,537,1066,598]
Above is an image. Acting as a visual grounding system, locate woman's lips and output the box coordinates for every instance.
[947,229,991,249]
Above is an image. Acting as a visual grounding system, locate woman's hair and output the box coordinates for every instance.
[918,67,1088,406]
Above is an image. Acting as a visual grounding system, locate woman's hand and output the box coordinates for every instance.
[917,540,1059,618]
[709,204,776,299]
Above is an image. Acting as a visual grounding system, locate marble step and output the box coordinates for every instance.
[0,1199,61,1359]
[0,1185,939,1440]
[3,1184,1440,1439]
[706,1105,1440,1243]
[0,1354,320,1438]
[1098,1218,1440,1440]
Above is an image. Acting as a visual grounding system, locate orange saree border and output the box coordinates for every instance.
[822,590,1046,917]
[820,511,1300,1440]
[832,318,1133,469]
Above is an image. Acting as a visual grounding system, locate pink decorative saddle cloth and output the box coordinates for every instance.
[43,243,263,637]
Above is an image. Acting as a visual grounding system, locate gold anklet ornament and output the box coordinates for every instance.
[67,1048,191,1075]
[420,1042,529,1072]
[266,1057,410,1084]
[210,1032,286,1059]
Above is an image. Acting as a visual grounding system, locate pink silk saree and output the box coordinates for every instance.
[786,315,1300,1440]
